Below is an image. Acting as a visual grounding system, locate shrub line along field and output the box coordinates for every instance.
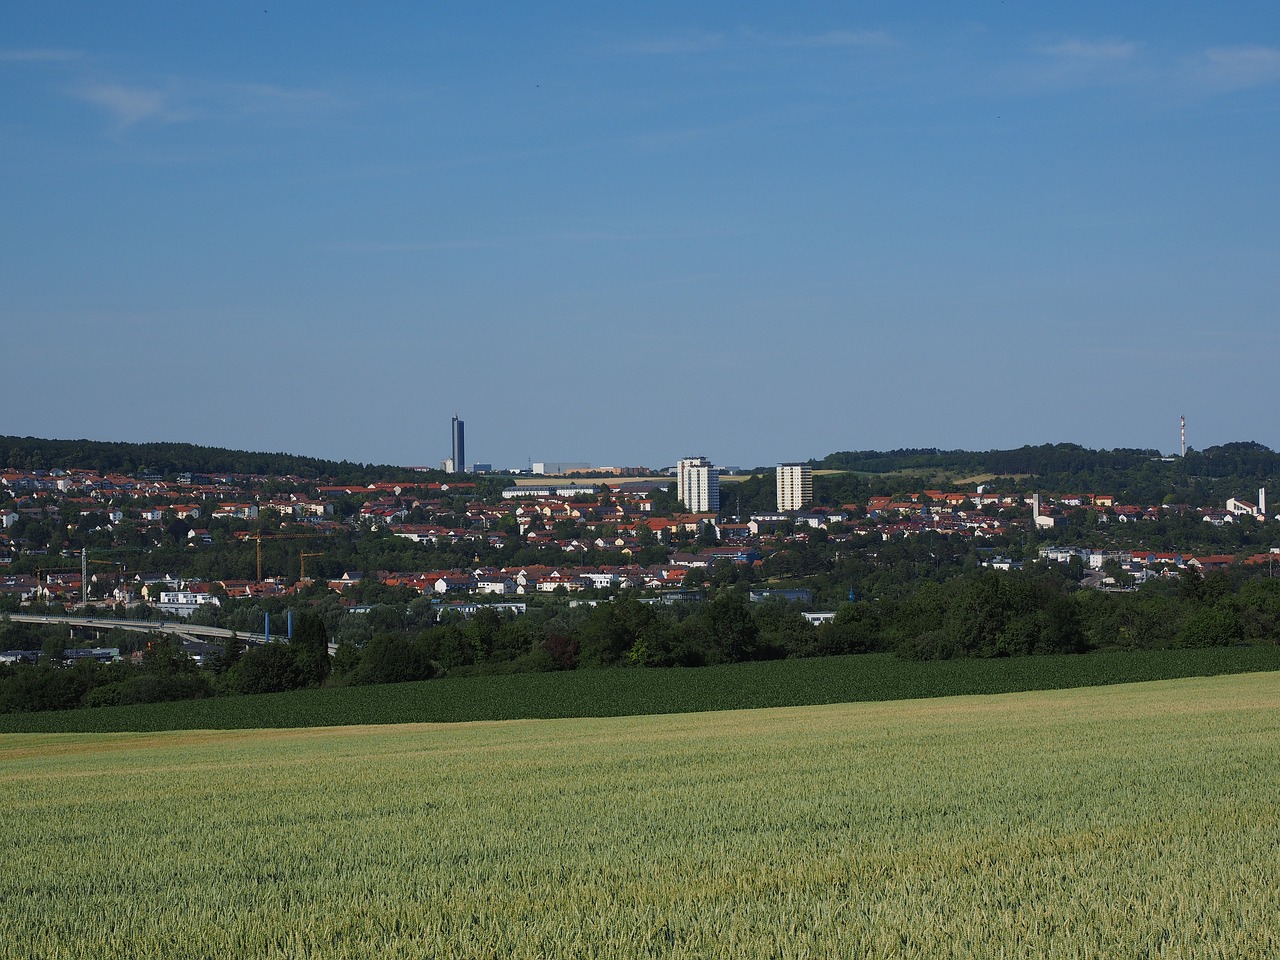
[1,645,1278,733]
[2,672,1278,958]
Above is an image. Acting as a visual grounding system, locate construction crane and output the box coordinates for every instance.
[80,548,127,605]
[299,551,324,580]
[240,532,332,582]
[33,560,81,606]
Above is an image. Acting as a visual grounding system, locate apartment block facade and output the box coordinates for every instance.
[776,462,813,512]
[677,456,720,514]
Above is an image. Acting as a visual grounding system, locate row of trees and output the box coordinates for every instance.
[4,565,1279,714]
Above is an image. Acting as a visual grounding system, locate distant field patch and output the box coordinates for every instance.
[954,472,1032,485]
[506,474,665,485]
[2,674,1278,958]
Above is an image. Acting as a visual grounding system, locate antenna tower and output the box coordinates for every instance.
[1180,415,1186,458]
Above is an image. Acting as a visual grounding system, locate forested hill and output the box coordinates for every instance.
[820,444,1162,477]
[4,435,1278,500]
[815,442,1280,506]
[0,436,432,483]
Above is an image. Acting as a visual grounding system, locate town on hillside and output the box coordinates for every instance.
[2,450,1276,619]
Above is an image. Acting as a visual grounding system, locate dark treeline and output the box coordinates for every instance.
[817,441,1280,507]
[820,444,1163,477]
[0,436,431,483]
[4,566,1279,714]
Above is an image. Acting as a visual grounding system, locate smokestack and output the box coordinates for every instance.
[1260,487,1267,518]
[1032,493,1041,519]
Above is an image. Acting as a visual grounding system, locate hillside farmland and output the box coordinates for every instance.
[2,673,1278,958]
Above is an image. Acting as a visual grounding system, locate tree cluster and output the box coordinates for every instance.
[4,563,1280,715]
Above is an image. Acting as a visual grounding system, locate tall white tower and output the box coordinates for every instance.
[676,457,720,514]
[776,463,813,512]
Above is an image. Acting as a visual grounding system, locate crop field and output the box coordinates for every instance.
[4,645,1280,734]
[3,673,1279,958]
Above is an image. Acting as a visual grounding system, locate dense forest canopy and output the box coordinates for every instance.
[817,442,1280,506]
[823,443,1155,475]
[0,436,433,483]
[820,442,1280,478]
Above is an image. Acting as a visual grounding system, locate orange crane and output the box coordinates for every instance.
[240,532,332,581]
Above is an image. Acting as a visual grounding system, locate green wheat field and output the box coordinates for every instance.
[3,672,1279,958]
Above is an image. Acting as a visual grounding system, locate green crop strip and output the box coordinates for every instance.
[2,674,1279,958]
[2,645,1280,733]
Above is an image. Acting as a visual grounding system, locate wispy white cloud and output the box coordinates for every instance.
[1191,45,1280,91]
[611,32,726,56]
[331,226,726,254]
[1012,36,1143,91]
[1038,39,1136,62]
[0,48,81,62]
[606,27,892,57]
[71,77,339,133]
[224,82,334,109]
[330,239,497,253]
[1015,37,1280,100]
[73,81,186,129]
[775,29,894,49]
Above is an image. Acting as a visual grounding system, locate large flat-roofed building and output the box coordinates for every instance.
[776,462,813,512]
[677,456,720,514]
[532,461,591,475]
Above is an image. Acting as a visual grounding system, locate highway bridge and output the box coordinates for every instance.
[5,614,340,655]
[5,611,343,660]
[3,616,345,660]
[6,613,268,645]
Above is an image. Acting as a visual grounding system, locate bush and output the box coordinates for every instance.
[350,634,437,686]
[228,643,310,695]
[83,672,212,708]
[1176,605,1242,648]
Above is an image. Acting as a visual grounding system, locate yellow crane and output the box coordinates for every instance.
[241,532,332,581]
[299,551,324,581]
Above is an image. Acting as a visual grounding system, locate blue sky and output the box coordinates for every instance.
[4,2,1278,470]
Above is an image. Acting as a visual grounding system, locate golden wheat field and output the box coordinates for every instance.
[3,673,1279,959]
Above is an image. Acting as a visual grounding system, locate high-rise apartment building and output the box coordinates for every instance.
[676,456,720,514]
[451,415,465,474]
[776,462,813,512]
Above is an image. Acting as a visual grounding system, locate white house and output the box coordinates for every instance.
[474,576,516,596]
[157,590,220,618]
